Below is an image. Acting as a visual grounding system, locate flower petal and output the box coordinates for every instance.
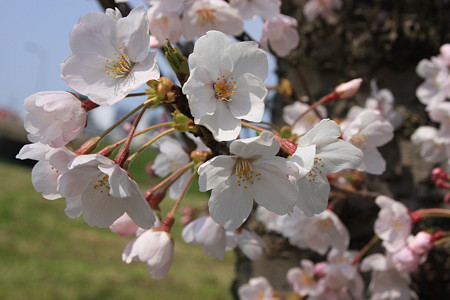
[229,73,267,122]
[198,156,236,191]
[196,101,241,141]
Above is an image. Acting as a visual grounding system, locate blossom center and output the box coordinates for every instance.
[92,174,111,196]
[235,158,260,189]
[392,217,404,233]
[350,133,368,149]
[214,76,237,102]
[318,217,332,229]
[196,8,216,26]
[306,157,324,182]
[104,46,134,79]
[301,273,315,285]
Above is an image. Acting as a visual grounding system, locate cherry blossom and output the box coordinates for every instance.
[238,277,273,300]
[152,137,191,200]
[342,109,394,175]
[411,126,448,164]
[415,56,450,108]
[228,228,266,260]
[282,208,350,254]
[374,196,412,252]
[197,131,298,230]
[365,80,403,129]
[182,0,243,41]
[16,143,76,203]
[182,215,227,259]
[58,154,156,228]
[260,14,299,57]
[287,259,324,297]
[23,92,86,148]
[290,119,363,216]
[361,253,418,300]
[122,229,174,280]
[183,30,268,141]
[61,6,160,106]
[147,4,183,47]
[230,0,280,20]
[391,231,434,273]
[282,102,327,136]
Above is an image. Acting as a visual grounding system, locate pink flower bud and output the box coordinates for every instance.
[409,231,433,255]
[392,246,421,273]
[314,262,328,277]
[431,167,448,181]
[335,78,363,99]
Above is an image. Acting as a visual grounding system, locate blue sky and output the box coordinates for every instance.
[1,0,276,121]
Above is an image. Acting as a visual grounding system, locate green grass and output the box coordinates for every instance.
[0,159,234,300]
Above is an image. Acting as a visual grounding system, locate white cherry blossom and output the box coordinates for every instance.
[182,215,227,259]
[122,229,174,280]
[152,137,191,200]
[287,259,324,297]
[411,126,448,164]
[290,119,363,216]
[342,109,394,175]
[282,208,350,254]
[361,253,418,300]
[182,0,243,41]
[416,56,450,108]
[260,14,299,57]
[183,30,268,141]
[282,102,327,136]
[23,91,86,148]
[374,196,412,252]
[230,0,280,20]
[238,277,273,300]
[16,143,76,202]
[147,4,183,47]
[197,131,298,230]
[58,154,156,228]
[61,6,160,106]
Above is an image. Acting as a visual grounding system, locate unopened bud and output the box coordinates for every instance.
[164,41,190,84]
[75,136,101,155]
[173,110,192,132]
[277,78,294,99]
[191,150,211,163]
[335,78,363,100]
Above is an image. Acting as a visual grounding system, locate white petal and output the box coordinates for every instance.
[298,119,341,148]
[317,140,363,174]
[230,131,279,158]
[98,164,131,198]
[124,181,156,229]
[116,6,150,62]
[290,144,316,176]
[208,177,253,230]
[227,41,268,80]
[81,187,125,228]
[198,156,236,191]
[182,67,217,118]
[196,101,242,141]
[229,73,267,122]
[295,175,329,216]
[358,147,386,175]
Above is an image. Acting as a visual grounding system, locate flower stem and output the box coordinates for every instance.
[97,103,145,141]
[150,161,196,194]
[352,235,379,265]
[242,121,271,133]
[114,105,148,167]
[125,128,176,167]
[289,93,334,128]
[97,122,175,156]
[411,208,450,222]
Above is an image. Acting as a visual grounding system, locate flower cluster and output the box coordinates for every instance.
[15,3,450,298]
